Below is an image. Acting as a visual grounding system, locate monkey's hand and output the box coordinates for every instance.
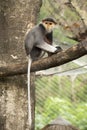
[54,46,63,53]
[47,46,62,56]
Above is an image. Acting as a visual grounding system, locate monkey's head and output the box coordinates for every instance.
[42,17,57,33]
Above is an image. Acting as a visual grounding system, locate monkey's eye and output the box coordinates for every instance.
[45,22,48,24]
[49,22,52,25]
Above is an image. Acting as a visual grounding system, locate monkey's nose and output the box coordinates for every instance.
[47,26,50,30]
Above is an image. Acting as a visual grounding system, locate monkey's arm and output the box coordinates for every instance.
[36,41,58,53]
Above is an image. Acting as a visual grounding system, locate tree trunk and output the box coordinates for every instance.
[0,0,42,130]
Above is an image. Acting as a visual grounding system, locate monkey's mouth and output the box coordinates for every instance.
[47,29,52,33]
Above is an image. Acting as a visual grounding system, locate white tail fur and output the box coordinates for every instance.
[27,56,32,129]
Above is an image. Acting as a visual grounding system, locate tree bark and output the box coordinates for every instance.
[0,0,42,130]
[0,41,87,78]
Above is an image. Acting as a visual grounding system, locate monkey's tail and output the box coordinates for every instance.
[27,56,32,129]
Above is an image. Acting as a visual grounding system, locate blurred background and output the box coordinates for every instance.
[35,0,87,130]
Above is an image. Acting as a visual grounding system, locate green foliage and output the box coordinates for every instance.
[35,74,87,130]
[35,97,87,130]
[64,8,80,21]
[38,0,50,22]
[54,28,77,45]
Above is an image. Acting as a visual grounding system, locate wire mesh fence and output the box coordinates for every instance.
[35,63,87,130]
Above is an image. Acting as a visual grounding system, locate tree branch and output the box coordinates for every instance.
[0,41,87,78]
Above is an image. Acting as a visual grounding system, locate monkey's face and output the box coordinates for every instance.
[42,21,56,32]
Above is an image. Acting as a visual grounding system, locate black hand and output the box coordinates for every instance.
[55,46,63,53]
